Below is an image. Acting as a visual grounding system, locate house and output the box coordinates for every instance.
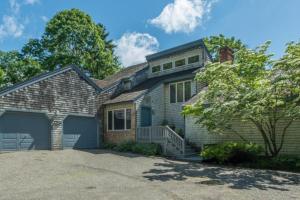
[0,39,299,156]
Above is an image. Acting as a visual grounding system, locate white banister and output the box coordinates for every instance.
[136,126,185,156]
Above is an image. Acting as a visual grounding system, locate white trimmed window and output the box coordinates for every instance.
[170,81,192,103]
[107,109,131,131]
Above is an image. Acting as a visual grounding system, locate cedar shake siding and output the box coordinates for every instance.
[0,67,102,150]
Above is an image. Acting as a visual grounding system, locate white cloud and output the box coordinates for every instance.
[24,0,39,5]
[9,0,20,14]
[149,0,216,34]
[41,16,48,22]
[0,15,24,39]
[115,32,159,67]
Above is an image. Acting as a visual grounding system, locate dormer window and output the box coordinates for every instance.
[152,65,161,73]
[175,59,186,67]
[123,80,131,90]
[163,62,173,70]
[188,55,199,64]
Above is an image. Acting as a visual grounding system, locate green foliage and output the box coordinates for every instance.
[114,141,136,152]
[131,143,162,156]
[0,51,43,87]
[103,141,162,156]
[183,41,300,157]
[242,155,300,172]
[22,9,120,79]
[201,142,263,164]
[203,34,246,61]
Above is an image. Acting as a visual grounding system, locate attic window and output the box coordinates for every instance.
[175,59,185,67]
[188,55,199,64]
[152,65,161,73]
[163,62,173,70]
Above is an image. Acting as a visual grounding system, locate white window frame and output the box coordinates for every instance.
[169,80,192,104]
[151,65,161,73]
[107,108,132,131]
[162,62,173,71]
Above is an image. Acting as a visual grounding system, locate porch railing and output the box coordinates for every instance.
[136,126,185,156]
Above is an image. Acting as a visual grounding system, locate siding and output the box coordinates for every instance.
[0,70,101,150]
[164,80,196,131]
[148,48,205,78]
[185,116,300,155]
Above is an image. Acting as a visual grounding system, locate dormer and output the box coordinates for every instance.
[146,39,211,78]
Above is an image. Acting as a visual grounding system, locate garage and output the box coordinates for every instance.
[63,115,98,149]
[0,111,51,151]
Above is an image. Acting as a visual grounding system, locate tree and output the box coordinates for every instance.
[183,41,300,157]
[0,51,43,86]
[204,34,246,62]
[22,9,119,79]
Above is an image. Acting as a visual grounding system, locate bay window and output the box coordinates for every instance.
[107,109,132,131]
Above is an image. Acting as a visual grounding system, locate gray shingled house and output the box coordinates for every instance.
[1,39,299,156]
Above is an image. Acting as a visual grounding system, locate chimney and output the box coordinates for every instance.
[219,46,234,63]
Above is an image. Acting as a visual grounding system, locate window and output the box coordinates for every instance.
[126,109,131,129]
[114,109,125,130]
[175,59,186,67]
[184,81,191,100]
[107,109,132,131]
[170,84,176,103]
[152,65,161,73]
[170,81,192,103]
[163,62,173,70]
[188,55,199,64]
[108,111,113,130]
[177,82,184,102]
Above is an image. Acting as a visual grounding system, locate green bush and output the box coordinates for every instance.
[102,142,117,149]
[243,155,300,172]
[114,141,136,152]
[103,141,162,156]
[131,143,162,156]
[201,142,263,164]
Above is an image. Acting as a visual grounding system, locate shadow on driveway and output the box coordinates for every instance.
[142,161,300,191]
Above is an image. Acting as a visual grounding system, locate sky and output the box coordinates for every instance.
[0,0,299,67]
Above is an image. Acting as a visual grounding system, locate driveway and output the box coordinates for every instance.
[0,150,299,200]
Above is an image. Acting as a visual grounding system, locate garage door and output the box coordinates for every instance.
[0,111,51,151]
[63,116,98,149]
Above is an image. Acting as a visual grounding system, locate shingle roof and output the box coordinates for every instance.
[104,67,201,105]
[0,65,102,96]
[93,62,148,89]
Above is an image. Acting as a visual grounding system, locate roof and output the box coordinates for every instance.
[104,67,201,105]
[146,39,211,61]
[0,65,102,96]
[93,62,148,89]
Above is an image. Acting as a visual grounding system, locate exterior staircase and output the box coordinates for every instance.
[136,126,200,161]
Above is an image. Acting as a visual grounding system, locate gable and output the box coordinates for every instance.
[0,65,102,97]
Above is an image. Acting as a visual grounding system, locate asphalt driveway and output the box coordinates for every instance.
[0,150,299,200]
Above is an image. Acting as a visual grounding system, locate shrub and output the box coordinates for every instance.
[114,141,136,152]
[201,142,263,164]
[131,143,162,156]
[102,142,117,149]
[103,141,162,156]
[242,155,300,172]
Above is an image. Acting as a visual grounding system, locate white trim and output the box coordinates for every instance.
[107,108,132,132]
[169,80,192,104]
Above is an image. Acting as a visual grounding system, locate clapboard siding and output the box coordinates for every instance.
[185,116,300,155]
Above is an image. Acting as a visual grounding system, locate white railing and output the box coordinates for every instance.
[136,126,185,156]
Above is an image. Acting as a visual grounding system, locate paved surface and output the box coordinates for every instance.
[0,150,299,200]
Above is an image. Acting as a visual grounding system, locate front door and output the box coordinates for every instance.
[141,107,152,127]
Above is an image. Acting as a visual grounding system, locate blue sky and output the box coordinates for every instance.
[0,0,299,66]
